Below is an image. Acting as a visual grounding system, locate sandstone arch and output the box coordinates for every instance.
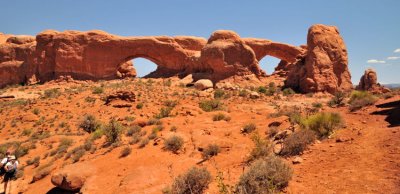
[0,24,353,94]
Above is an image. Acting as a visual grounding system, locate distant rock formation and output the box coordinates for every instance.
[285,24,353,93]
[0,24,353,93]
[356,68,390,94]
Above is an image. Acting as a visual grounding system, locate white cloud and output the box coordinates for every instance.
[395,48,400,53]
[367,59,386,64]
[387,56,400,60]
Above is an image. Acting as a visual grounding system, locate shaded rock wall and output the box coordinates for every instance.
[0,24,352,93]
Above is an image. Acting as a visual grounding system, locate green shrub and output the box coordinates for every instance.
[90,129,104,140]
[79,114,100,133]
[147,118,162,126]
[348,91,378,111]
[257,86,267,94]
[301,112,343,137]
[241,123,256,134]
[92,87,104,94]
[155,107,173,119]
[266,82,276,96]
[281,129,316,156]
[328,91,346,107]
[129,135,141,145]
[164,135,184,153]
[212,113,231,121]
[22,129,32,136]
[120,146,132,158]
[165,167,212,194]
[32,108,40,115]
[201,144,221,159]
[214,89,225,99]
[236,156,292,193]
[136,102,144,109]
[199,99,223,112]
[103,119,123,144]
[282,88,295,96]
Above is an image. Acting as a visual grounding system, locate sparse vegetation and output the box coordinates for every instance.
[281,129,316,156]
[79,114,100,133]
[241,123,256,134]
[236,156,292,193]
[43,88,61,98]
[120,146,132,158]
[164,167,212,194]
[164,135,184,153]
[103,119,123,144]
[155,107,173,119]
[199,99,224,112]
[136,102,144,109]
[328,91,346,107]
[214,89,226,99]
[201,144,220,159]
[301,112,343,137]
[282,88,295,96]
[212,113,231,121]
[92,86,104,94]
[348,91,378,111]
[248,134,272,162]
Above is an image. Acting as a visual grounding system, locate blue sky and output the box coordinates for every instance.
[1,0,399,82]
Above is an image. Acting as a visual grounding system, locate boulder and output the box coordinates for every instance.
[194,79,213,90]
[51,164,95,191]
[356,68,390,94]
[105,91,136,105]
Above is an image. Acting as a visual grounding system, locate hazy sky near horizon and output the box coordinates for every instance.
[1,0,400,83]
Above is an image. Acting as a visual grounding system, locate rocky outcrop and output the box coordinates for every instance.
[285,24,353,93]
[356,68,390,93]
[0,24,353,94]
[51,164,95,191]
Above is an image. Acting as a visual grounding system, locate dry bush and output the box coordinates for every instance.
[201,144,221,159]
[79,114,100,133]
[236,156,292,194]
[328,91,346,107]
[164,135,184,153]
[120,146,132,158]
[212,113,231,121]
[281,129,316,156]
[248,134,272,162]
[164,167,212,194]
[241,123,256,134]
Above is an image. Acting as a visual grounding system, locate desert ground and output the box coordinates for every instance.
[0,76,398,194]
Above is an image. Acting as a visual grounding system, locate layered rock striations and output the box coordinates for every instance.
[0,24,352,93]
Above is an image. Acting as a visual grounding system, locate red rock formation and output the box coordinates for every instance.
[285,24,353,93]
[0,25,353,94]
[356,68,390,94]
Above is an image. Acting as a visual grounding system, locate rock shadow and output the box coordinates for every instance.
[46,187,77,194]
[372,100,400,127]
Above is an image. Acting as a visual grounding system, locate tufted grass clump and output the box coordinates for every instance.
[248,133,272,162]
[282,88,295,96]
[120,146,132,158]
[348,91,378,111]
[236,156,292,194]
[163,167,212,194]
[300,112,343,138]
[328,91,346,107]
[43,88,61,98]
